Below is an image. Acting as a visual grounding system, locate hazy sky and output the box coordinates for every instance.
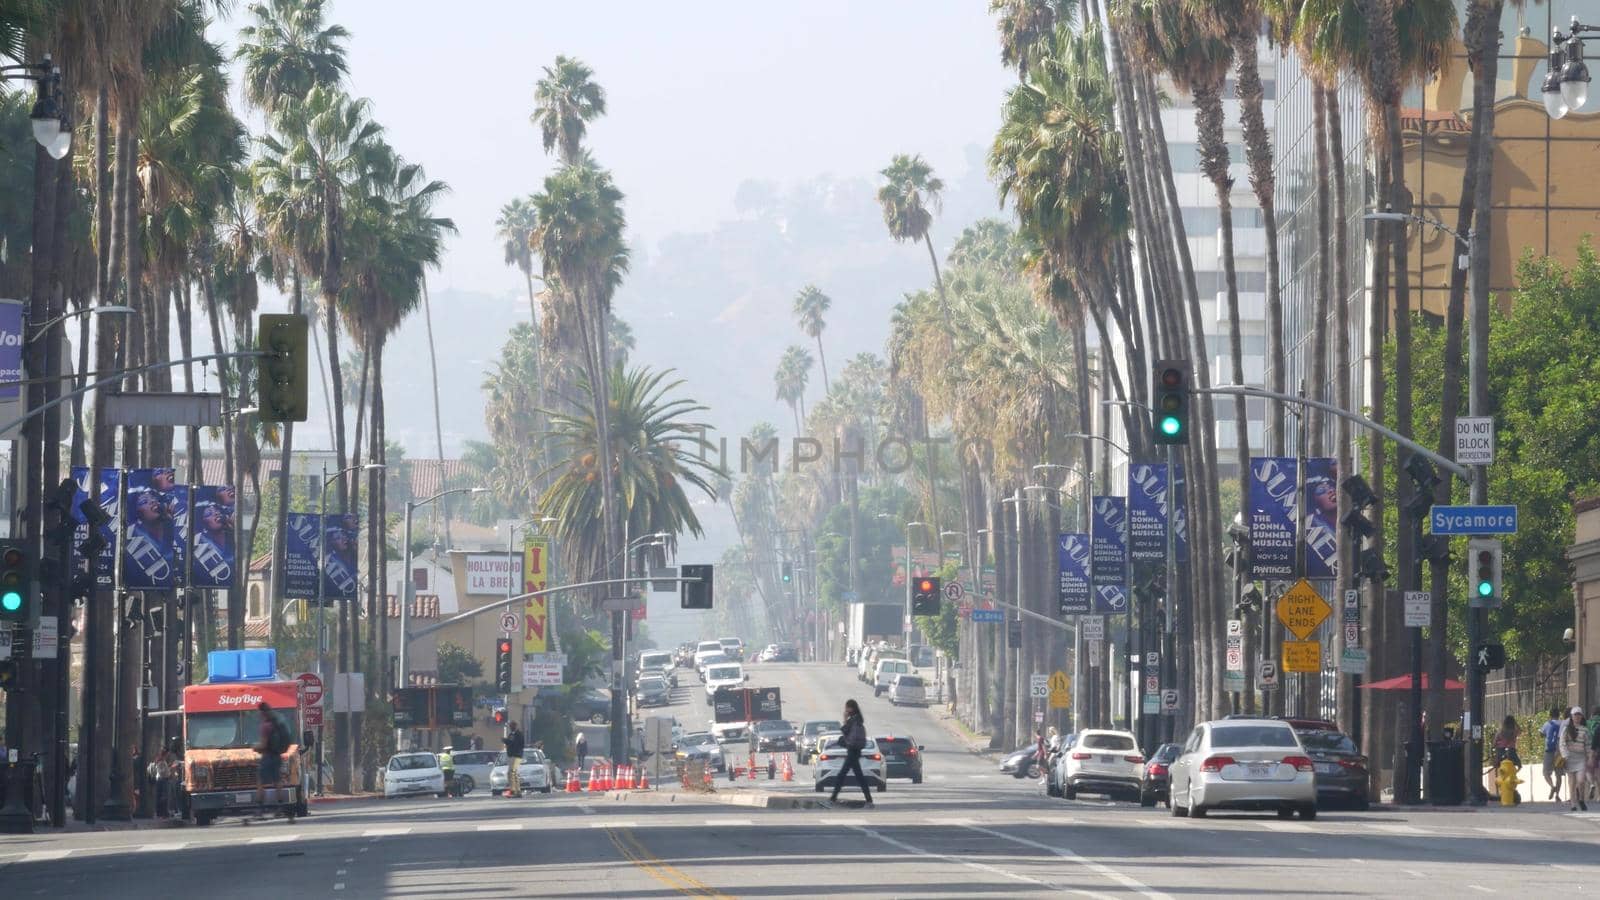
[222,1,1013,302]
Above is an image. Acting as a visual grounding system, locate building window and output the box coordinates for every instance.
[248,583,262,620]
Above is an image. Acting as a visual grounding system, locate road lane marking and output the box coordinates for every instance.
[1372,823,1426,835]
[590,821,637,828]
[1466,886,1493,894]
[960,823,1172,900]
[705,818,752,826]
[138,842,187,852]
[819,817,857,825]
[363,827,410,837]
[333,884,344,891]
[1028,816,1081,824]
[1475,827,1533,838]
[23,850,70,862]
[606,826,732,899]
[1403,869,1426,878]
[248,835,299,844]
[476,823,524,831]
[853,824,1122,899]
[1253,820,1313,833]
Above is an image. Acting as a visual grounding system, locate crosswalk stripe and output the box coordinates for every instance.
[589,821,637,828]
[1027,816,1080,824]
[1255,820,1314,833]
[1372,824,1426,835]
[362,827,410,837]
[1475,826,1533,838]
[138,842,187,852]
[819,817,857,825]
[476,823,523,831]
[248,834,299,844]
[23,850,71,862]
[707,818,753,826]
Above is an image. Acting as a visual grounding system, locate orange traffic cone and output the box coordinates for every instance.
[703,765,713,787]
[622,764,633,790]
[639,768,650,789]
[588,763,603,792]
[565,768,581,792]
[782,754,794,782]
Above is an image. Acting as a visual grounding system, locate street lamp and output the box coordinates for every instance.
[1363,210,1471,271]
[26,305,134,344]
[1544,18,1594,119]
[314,461,384,795]
[397,486,488,691]
[878,518,927,651]
[1,56,71,157]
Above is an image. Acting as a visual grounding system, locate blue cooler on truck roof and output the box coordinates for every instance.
[206,648,278,683]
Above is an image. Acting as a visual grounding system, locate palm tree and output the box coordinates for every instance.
[989,0,1072,77]
[774,344,813,433]
[234,0,349,123]
[877,154,950,330]
[792,284,832,392]
[496,195,541,325]
[531,55,606,164]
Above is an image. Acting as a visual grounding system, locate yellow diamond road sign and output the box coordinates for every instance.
[1048,670,1071,709]
[1275,578,1332,641]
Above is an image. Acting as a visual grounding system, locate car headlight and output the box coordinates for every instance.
[190,764,211,787]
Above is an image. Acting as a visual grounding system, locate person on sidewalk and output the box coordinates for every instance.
[575,731,588,772]
[1561,707,1590,812]
[1541,706,1564,802]
[503,722,525,797]
[439,747,458,798]
[827,699,872,807]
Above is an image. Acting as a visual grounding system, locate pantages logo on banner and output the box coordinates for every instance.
[1248,457,1297,578]
[1304,457,1339,578]
[71,467,120,587]
[1090,496,1129,614]
[1128,464,1168,561]
[1056,533,1092,615]
[522,535,552,654]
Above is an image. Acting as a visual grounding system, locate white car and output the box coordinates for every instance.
[489,748,555,794]
[703,663,747,704]
[448,749,503,793]
[638,651,677,686]
[693,641,726,673]
[872,658,913,696]
[718,637,744,660]
[887,673,928,707]
[384,752,445,798]
[1168,718,1319,820]
[812,736,887,793]
[710,719,750,744]
[674,732,726,771]
[1055,729,1143,801]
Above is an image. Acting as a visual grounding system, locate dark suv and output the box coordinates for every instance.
[750,719,798,753]
[875,735,924,784]
[1139,742,1182,807]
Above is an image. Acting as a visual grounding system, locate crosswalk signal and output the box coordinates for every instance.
[1474,642,1506,672]
[495,638,514,693]
[912,576,941,616]
[493,707,507,725]
[258,313,309,422]
[1467,538,1502,608]
[1152,360,1191,445]
[781,562,793,584]
[0,539,35,626]
[681,564,714,609]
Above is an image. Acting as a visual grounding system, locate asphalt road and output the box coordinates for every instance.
[5,662,1600,898]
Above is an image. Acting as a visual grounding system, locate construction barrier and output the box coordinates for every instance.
[588,762,604,793]
[565,768,581,793]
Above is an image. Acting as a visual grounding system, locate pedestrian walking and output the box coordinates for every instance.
[1492,715,1521,768]
[1561,707,1590,812]
[575,731,588,771]
[503,722,525,797]
[1540,705,1564,801]
[254,702,291,812]
[827,699,872,807]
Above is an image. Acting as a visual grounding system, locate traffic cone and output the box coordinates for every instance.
[622,764,633,790]
[565,768,581,793]
[639,769,650,789]
[702,765,713,788]
[782,754,794,782]
[588,763,604,793]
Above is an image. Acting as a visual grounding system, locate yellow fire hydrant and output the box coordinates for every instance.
[1495,759,1522,806]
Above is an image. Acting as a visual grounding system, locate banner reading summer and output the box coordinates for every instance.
[1056,532,1092,615]
[70,466,119,588]
[1304,457,1339,579]
[1128,464,1168,561]
[1090,496,1128,614]
[522,535,552,654]
[282,512,321,599]
[190,485,237,589]
[123,468,178,590]
[1248,456,1297,578]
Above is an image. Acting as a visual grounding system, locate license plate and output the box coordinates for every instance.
[1315,762,1340,775]
[1099,755,1113,763]
[1247,764,1272,778]
[234,792,253,804]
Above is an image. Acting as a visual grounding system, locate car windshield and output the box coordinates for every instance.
[389,754,437,771]
[804,721,841,735]
[896,676,923,687]
[697,643,722,653]
[700,654,729,667]
[186,710,293,750]
[1080,733,1137,751]
[876,737,913,752]
[641,653,671,667]
[708,666,741,680]
[1155,744,1182,763]
[754,720,793,733]
[1210,725,1299,748]
[1298,731,1358,753]
[678,733,715,747]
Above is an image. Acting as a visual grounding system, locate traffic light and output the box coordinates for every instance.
[258,313,309,422]
[1474,642,1506,672]
[781,562,793,584]
[681,564,714,609]
[1467,538,1502,607]
[1152,360,1191,445]
[0,539,34,626]
[495,637,514,693]
[493,707,507,725]
[912,576,941,616]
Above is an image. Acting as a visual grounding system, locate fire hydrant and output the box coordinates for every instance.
[1495,759,1522,806]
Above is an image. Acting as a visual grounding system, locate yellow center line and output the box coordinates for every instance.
[605,825,735,899]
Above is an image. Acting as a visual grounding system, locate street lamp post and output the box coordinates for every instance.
[25,305,133,344]
[0,55,71,158]
[1543,18,1594,120]
[397,487,487,697]
[315,462,384,795]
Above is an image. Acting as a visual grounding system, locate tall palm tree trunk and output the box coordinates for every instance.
[422,279,452,550]
[1308,86,1333,453]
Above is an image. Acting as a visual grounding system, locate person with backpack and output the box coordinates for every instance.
[255,701,291,810]
[503,722,525,797]
[827,699,872,807]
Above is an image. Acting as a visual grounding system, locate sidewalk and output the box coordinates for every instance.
[931,707,998,759]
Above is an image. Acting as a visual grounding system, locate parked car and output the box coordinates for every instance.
[813,735,887,793]
[1168,719,1318,820]
[887,673,928,707]
[570,688,613,724]
[767,643,798,662]
[489,748,554,795]
[1292,727,1369,810]
[750,719,799,753]
[449,749,503,794]
[875,735,924,784]
[871,658,914,696]
[383,752,445,799]
[1000,743,1042,779]
[797,720,842,764]
[1056,729,1143,801]
[1139,743,1183,807]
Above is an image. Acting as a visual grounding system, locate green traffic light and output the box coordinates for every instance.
[1160,416,1182,436]
[0,591,20,612]
[1477,580,1492,597]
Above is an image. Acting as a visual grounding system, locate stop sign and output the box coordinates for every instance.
[297,672,324,706]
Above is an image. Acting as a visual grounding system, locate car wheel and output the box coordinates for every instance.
[1190,801,1207,818]
[1298,803,1317,821]
[1352,796,1370,812]
[458,774,475,795]
[912,774,922,785]
[194,812,214,827]
[873,687,882,697]
[590,712,607,725]
[1277,807,1295,819]
[814,783,825,793]
[1170,788,1188,818]
[1139,788,1155,808]
[1063,783,1077,801]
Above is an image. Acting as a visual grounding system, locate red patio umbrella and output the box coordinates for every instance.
[1359,673,1465,691]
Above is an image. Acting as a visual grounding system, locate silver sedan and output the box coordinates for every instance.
[1167,719,1318,820]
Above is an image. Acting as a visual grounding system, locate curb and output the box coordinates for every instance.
[308,794,381,805]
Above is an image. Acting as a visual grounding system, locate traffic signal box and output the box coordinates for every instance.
[912,576,941,616]
[1152,360,1191,445]
[495,638,514,693]
[681,564,714,609]
[258,313,309,422]
[1467,538,1502,608]
[0,539,35,626]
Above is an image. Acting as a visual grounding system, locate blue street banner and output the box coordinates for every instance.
[168,483,189,585]
[282,512,322,599]
[0,299,21,401]
[322,513,360,601]
[1057,532,1092,615]
[1248,456,1297,578]
[1304,457,1339,578]
[1173,464,1189,563]
[71,466,119,587]
[1128,464,1168,561]
[190,485,237,589]
[123,468,178,589]
[1091,496,1129,614]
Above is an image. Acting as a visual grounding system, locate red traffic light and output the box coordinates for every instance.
[918,579,934,593]
[1160,367,1183,387]
[1,547,21,567]
[497,639,512,654]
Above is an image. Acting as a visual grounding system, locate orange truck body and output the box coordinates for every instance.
[180,678,308,824]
